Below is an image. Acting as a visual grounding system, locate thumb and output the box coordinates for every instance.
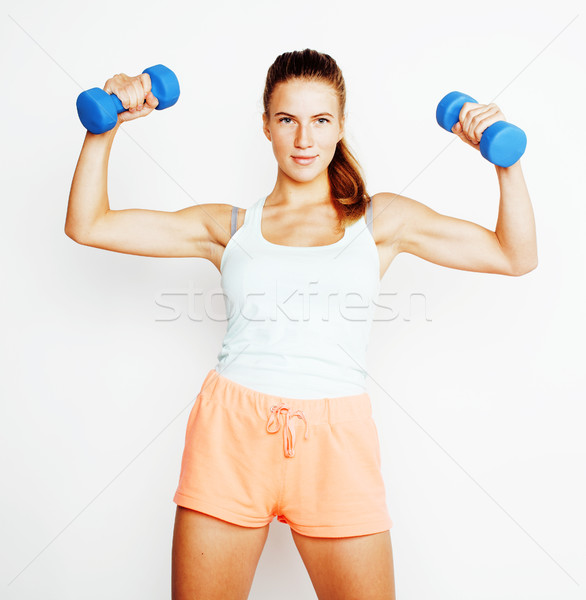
[146,91,159,108]
[452,122,461,134]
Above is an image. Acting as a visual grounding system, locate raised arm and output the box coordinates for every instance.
[65,71,225,260]
[374,102,538,277]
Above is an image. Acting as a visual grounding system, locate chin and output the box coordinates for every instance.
[287,170,322,184]
[282,163,326,182]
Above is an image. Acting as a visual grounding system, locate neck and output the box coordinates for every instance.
[266,167,332,207]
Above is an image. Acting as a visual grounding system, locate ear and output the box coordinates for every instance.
[262,113,271,142]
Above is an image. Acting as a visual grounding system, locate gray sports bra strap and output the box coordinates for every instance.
[366,199,373,237]
[230,205,239,237]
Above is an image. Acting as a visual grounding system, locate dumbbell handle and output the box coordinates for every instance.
[436,91,527,167]
[105,92,130,115]
[100,67,178,114]
[76,64,180,134]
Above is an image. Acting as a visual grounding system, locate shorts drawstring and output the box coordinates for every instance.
[266,402,310,458]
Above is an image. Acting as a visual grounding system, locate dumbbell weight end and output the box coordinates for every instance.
[436,91,526,168]
[76,88,123,134]
[478,120,527,168]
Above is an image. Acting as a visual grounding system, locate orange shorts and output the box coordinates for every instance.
[173,368,393,538]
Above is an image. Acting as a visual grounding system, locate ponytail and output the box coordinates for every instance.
[328,138,371,227]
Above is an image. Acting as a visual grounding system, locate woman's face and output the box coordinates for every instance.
[262,79,345,183]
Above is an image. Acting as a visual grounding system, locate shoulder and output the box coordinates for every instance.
[369,192,418,248]
[202,203,246,248]
[371,192,444,254]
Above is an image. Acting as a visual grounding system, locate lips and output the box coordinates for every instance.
[292,155,317,165]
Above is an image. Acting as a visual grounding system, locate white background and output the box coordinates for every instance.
[1,0,585,598]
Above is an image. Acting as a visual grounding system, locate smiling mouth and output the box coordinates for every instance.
[292,155,318,164]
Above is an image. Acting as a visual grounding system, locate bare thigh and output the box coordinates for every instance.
[172,506,270,600]
[291,528,396,600]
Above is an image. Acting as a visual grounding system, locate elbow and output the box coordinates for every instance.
[64,222,75,240]
[64,222,80,243]
[64,222,90,245]
[509,258,538,277]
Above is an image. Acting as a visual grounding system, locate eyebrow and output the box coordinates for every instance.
[274,111,335,119]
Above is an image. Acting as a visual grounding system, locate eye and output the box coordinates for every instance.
[278,117,292,124]
[317,118,330,124]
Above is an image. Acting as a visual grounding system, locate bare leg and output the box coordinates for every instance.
[291,528,396,600]
[172,506,270,600]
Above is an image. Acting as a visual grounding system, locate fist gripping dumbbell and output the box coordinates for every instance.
[76,64,180,134]
[436,91,527,168]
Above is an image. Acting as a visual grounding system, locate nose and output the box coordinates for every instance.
[295,123,313,149]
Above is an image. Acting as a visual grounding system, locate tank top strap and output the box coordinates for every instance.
[251,196,264,234]
[365,198,373,236]
[230,205,239,237]
[229,197,264,240]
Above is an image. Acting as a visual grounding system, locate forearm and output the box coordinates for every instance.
[494,161,538,274]
[65,123,121,240]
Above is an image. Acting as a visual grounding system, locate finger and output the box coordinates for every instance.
[113,74,131,110]
[460,109,480,141]
[136,74,151,111]
[451,122,479,148]
[140,73,152,95]
[104,75,117,94]
[457,101,479,134]
[117,87,131,111]
[463,103,507,144]
[126,83,139,112]
[110,77,130,111]
[457,129,477,146]
[145,90,159,109]
[469,105,504,143]
[462,104,489,143]
[487,102,506,122]
[131,78,145,110]
[470,107,501,143]
[452,121,475,144]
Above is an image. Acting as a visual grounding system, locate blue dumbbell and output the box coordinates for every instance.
[436,91,526,167]
[76,64,180,134]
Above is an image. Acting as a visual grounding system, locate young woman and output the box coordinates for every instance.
[66,49,537,600]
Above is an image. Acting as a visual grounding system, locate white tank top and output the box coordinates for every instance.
[214,195,380,399]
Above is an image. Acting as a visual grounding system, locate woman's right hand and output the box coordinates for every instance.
[102,72,160,126]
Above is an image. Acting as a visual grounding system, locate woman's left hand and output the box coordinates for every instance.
[451,102,507,150]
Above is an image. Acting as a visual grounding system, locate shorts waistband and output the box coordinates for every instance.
[198,368,372,425]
